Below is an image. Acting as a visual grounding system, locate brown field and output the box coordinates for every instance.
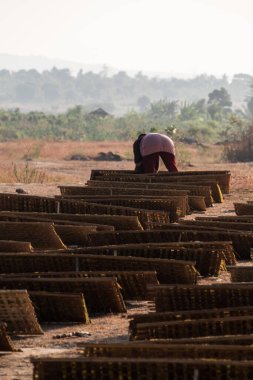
[1,140,253,379]
[0,140,251,198]
[0,139,222,162]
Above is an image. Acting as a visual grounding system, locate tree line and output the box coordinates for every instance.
[0,68,252,115]
[0,85,252,146]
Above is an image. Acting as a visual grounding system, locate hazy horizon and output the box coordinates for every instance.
[1,0,253,78]
[1,53,250,80]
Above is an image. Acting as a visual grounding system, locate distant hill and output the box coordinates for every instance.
[0,54,107,75]
[0,54,202,79]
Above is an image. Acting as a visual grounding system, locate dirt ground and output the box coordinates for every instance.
[1,158,253,379]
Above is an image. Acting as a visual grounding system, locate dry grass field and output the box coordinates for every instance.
[1,140,253,379]
[0,138,245,185]
[0,140,252,199]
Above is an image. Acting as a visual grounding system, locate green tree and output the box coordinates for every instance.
[208,87,232,108]
[207,87,232,120]
[149,100,178,119]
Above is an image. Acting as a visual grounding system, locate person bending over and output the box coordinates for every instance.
[133,132,178,174]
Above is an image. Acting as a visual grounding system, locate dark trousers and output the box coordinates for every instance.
[142,151,178,173]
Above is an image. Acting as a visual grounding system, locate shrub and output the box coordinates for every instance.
[12,162,48,183]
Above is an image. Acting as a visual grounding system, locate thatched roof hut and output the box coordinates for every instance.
[89,108,110,117]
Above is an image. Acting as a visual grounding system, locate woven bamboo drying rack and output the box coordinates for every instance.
[0,221,66,250]
[196,215,253,222]
[90,169,231,193]
[86,180,214,205]
[48,240,236,267]
[0,322,15,351]
[156,222,253,252]
[150,283,253,312]
[59,199,170,229]
[89,197,185,218]
[184,219,253,232]
[58,194,189,211]
[31,357,253,380]
[53,224,99,246]
[58,193,207,212]
[161,222,253,235]
[71,229,250,260]
[0,240,33,252]
[5,270,159,301]
[0,277,126,314]
[228,266,253,282]
[0,252,78,273]
[90,169,231,178]
[58,186,189,197]
[29,291,90,323]
[150,227,252,260]
[197,215,253,221]
[74,241,233,276]
[187,195,207,211]
[129,306,253,337]
[0,253,198,285]
[0,211,143,231]
[131,315,253,341]
[149,335,253,345]
[75,245,222,277]
[80,341,253,360]
[73,255,198,285]
[0,194,169,229]
[88,173,225,198]
[155,223,236,232]
[0,193,57,212]
[0,214,114,232]
[0,290,43,334]
[87,176,223,202]
[60,196,186,222]
[234,203,253,215]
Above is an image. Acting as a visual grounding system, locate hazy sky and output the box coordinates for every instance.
[1,0,253,77]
